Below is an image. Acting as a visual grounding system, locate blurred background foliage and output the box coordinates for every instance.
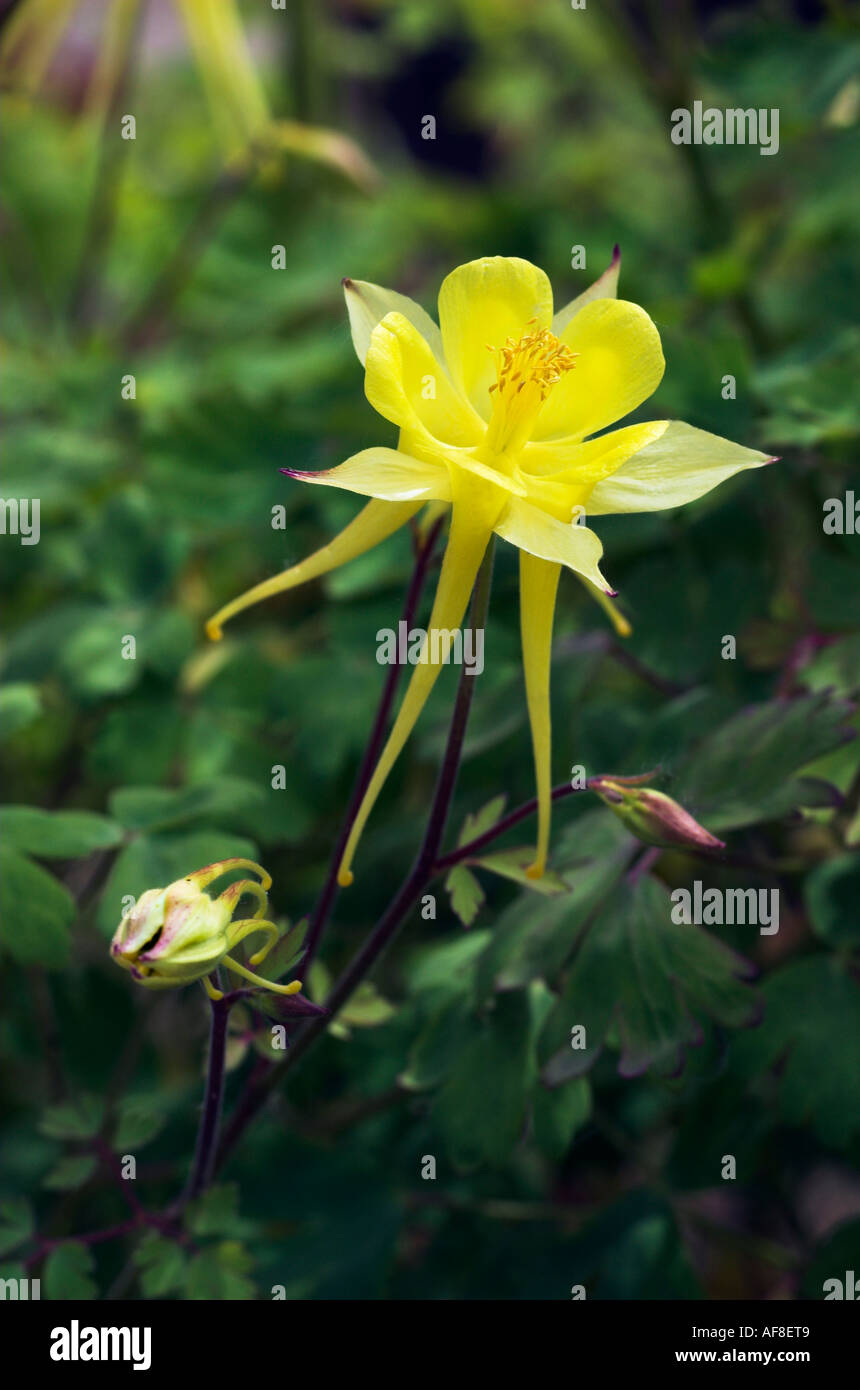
[1,0,859,1300]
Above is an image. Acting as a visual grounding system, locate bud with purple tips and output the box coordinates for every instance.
[588,774,725,852]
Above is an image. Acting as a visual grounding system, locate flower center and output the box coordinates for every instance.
[485,322,578,454]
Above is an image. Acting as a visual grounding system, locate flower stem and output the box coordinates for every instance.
[433,781,579,872]
[300,515,444,977]
[184,990,231,1202]
[215,537,496,1174]
[68,0,147,330]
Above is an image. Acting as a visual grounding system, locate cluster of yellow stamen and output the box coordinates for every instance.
[485,321,578,454]
[488,321,578,402]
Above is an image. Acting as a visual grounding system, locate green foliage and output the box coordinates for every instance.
[0,806,123,857]
[538,876,759,1084]
[133,1232,187,1299]
[731,957,860,1149]
[675,693,856,832]
[0,845,75,968]
[39,1096,105,1142]
[1,0,858,1304]
[0,1199,34,1258]
[43,1243,98,1300]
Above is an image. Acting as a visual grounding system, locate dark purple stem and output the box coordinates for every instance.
[433,782,579,872]
[300,515,444,976]
[184,991,231,1202]
[215,537,496,1174]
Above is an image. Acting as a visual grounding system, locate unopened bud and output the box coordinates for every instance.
[110,858,304,999]
[588,776,725,852]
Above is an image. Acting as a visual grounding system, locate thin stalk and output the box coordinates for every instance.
[215,538,496,1174]
[68,0,147,329]
[184,991,231,1201]
[434,782,579,873]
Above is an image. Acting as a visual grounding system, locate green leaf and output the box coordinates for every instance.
[433,991,536,1168]
[336,981,397,1030]
[568,1191,702,1299]
[538,875,759,1085]
[0,1198,34,1257]
[444,864,484,927]
[0,806,123,858]
[731,956,860,1148]
[245,917,307,984]
[404,929,492,995]
[44,1242,97,1299]
[108,778,264,833]
[676,692,856,831]
[0,683,42,741]
[474,811,631,997]
[185,1241,255,1299]
[471,846,569,895]
[799,635,860,698]
[400,995,480,1092]
[455,794,507,845]
[59,612,143,700]
[133,1232,187,1298]
[39,1095,105,1141]
[184,1184,254,1239]
[111,1096,166,1151]
[42,1155,98,1191]
[805,855,860,947]
[0,844,74,968]
[532,1078,591,1161]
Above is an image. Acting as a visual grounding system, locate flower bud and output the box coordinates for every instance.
[110,858,304,999]
[588,776,725,852]
[111,878,233,988]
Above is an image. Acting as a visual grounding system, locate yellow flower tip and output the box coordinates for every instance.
[206,618,223,642]
[525,860,545,881]
[337,867,354,887]
[286,979,302,995]
[616,615,633,639]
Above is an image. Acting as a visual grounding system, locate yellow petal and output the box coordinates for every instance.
[552,245,620,336]
[532,299,665,443]
[494,497,612,593]
[344,278,444,367]
[286,448,452,502]
[586,422,776,515]
[337,492,500,885]
[365,312,485,448]
[438,257,554,420]
[521,420,670,485]
[519,554,561,880]
[206,498,418,640]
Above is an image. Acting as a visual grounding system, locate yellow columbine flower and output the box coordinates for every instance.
[207,253,775,885]
[110,858,303,1001]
